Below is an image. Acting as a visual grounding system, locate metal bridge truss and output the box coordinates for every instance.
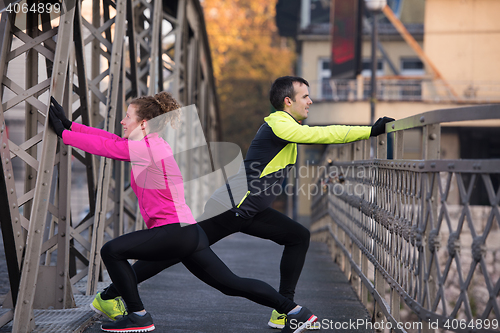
[311,105,500,332]
[0,0,220,331]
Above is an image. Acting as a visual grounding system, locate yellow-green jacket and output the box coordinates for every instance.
[217,111,371,218]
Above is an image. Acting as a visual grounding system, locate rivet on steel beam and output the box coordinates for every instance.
[391,124,395,129]
[59,285,64,289]
[58,298,63,302]
[62,151,67,156]
[420,116,425,123]
[11,203,16,208]
[58,72,63,75]
[59,271,64,276]
[10,189,13,194]
[61,216,66,221]
[35,230,40,233]
[42,183,47,186]
[413,163,416,168]
[430,163,436,168]
[23,300,28,304]
[44,169,49,173]
[429,133,437,140]
[379,140,385,145]
[377,312,383,318]
[61,232,65,237]
[418,163,424,169]
[2,143,6,148]
[7,173,11,179]
[28,174,33,179]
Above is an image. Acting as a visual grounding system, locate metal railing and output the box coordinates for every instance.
[310,104,500,332]
[309,78,500,103]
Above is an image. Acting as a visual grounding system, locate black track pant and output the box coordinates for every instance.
[103,206,310,304]
[100,222,296,314]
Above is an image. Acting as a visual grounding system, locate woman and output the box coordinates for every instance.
[48,93,317,333]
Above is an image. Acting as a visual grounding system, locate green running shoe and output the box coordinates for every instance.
[90,292,127,321]
[268,310,287,329]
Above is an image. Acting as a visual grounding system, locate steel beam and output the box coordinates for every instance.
[12,1,77,330]
[0,0,221,329]
[86,0,127,296]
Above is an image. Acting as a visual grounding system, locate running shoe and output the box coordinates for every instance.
[101,312,155,332]
[281,307,318,333]
[269,310,321,330]
[90,292,127,321]
[268,309,287,329]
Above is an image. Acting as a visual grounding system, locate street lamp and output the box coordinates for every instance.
[364,0,386,126]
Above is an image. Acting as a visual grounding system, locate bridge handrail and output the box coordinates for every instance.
[310,105,500,332]
[387,104,500,132]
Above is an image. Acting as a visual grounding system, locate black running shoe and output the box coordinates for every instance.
[101,312,155,332]
[281,307,318,333]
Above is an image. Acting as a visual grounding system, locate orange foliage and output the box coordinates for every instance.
[202,0,295,152]
[203,0,294,81]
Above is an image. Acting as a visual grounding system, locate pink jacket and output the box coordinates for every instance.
[63,123,196,228]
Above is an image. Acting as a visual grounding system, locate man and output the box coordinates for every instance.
[91,76,393,331]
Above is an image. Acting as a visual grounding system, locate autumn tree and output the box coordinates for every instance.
[202,0,295,154]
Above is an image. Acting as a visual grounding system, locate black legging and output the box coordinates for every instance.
[100,222,296,314]
[102,205,310,303]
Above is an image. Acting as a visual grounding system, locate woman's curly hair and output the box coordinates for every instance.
[130,92,182,131]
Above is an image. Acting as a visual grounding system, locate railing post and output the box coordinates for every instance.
[373,134,387,330]
[394,130,404,159]
[391,130,404,326]
[350,142,364,295]
[377,134,387,160]
[421,123,440,332]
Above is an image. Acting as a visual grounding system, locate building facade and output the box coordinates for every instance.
[278,0,500,223]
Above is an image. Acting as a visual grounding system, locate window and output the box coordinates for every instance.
[310,0,330,25]
[400,58,424,99]
[318,59,351,101]
[319,58,332,99]
[361,59,384,77]
[400,58,424,76]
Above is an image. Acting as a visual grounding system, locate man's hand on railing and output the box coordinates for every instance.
[370,116,395,137]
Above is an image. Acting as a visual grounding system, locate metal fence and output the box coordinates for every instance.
[310,78,500,104]
[310,105,500,332]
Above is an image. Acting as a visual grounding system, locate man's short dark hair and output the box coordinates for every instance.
[269,76,309,110]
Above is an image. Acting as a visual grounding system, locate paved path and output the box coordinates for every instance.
[82,233,372,333]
